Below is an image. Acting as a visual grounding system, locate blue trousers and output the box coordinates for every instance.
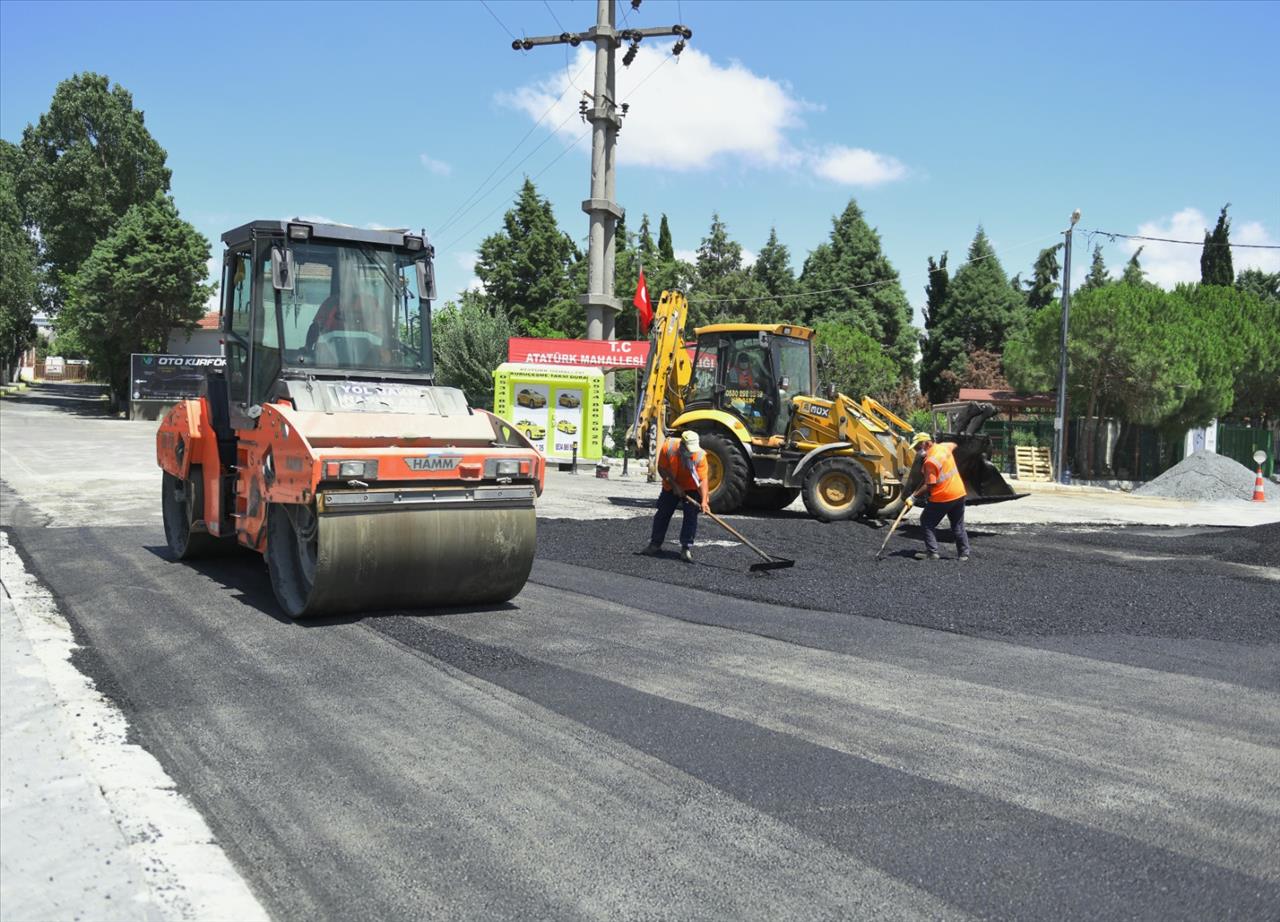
[920,497,970,556]
[650,488,700,548]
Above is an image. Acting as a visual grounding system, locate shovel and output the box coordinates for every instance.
[874,499,913,560]
[686,496,795,571]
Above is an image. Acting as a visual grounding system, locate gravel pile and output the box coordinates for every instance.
[1134,450,1278,502]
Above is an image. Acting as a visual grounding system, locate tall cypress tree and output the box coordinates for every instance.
[1200,204,1234,286]
[919,252,958,402]
[637,213,656,264]
[797,197,916,378]
[657,214,675,261]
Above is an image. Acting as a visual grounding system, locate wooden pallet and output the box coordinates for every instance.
[1015,445,1053,482]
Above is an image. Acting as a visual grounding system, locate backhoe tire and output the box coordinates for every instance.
[698,429,750,514]
[745,486,800,511]
[802,457,873,523]
[162,470,221,559]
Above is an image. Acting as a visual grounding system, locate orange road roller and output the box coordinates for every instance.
[157,220,544,618]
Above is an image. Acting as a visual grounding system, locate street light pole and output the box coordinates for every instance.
[1053,209,1080,483]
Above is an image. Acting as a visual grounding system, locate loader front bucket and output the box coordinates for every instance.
[902,432,1026,505]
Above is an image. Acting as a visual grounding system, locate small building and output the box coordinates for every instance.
[167,309,222,356]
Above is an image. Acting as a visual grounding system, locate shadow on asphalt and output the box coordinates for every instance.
[143,544,519,627]
[11,382,118,418]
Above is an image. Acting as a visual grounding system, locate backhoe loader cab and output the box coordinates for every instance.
[688,325,816,438]
[157,220,545,618]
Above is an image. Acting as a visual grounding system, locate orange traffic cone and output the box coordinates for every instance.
[1253,467,1267,502]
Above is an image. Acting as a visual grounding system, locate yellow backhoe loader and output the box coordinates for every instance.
[627,291,1021,521]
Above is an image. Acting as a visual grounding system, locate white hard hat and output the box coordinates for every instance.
[681,430,701,452]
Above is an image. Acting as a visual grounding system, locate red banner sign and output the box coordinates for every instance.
[508,337,651,370]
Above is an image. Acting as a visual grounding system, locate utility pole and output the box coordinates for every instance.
[512,1,691,345]
[1053,208,1080,483]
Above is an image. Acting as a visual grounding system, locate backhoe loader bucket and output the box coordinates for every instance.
[904,432,1024,504]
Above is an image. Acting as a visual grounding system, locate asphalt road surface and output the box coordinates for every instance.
[3,385,1278,921]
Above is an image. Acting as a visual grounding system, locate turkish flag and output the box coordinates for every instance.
[634,269,653,334]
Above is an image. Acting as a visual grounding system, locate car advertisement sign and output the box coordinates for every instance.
[493,364,605,461]
[130,353,225,401]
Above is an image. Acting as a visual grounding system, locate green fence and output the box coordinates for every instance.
[977,418,1276,481]
[1217,424,1275,478]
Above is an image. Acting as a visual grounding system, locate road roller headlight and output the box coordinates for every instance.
[324,460,379,480]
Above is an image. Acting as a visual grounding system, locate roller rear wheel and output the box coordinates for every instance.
[162,470,220,559]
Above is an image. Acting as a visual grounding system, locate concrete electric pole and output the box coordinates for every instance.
[1053,208,1080,483]
[512,1,692,343]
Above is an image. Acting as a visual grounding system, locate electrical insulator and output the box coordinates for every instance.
[621,103,630,115]
[579,98,589,121]
[672,39,686,56]
[622,42,638,66]
[630,0,641,9]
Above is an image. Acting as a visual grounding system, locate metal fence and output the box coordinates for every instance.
[978,417,1276,481]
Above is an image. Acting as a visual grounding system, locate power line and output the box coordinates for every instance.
[1085,229,1280,250]
[479,0,523,48]
[432,57,591,239]
[436,122,590,254]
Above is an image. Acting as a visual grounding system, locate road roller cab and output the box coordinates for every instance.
[157,220,545,618]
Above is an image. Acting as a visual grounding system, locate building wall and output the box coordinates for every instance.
[167,328,222,356]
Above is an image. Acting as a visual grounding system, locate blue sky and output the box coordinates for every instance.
[2,0,1277,326]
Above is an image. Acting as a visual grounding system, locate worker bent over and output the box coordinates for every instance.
[907,432,971,561]
[641,431,710,563]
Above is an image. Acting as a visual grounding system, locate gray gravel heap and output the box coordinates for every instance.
[1134,449,1278,502]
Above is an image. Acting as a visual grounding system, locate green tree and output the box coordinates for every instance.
[1121,247,1153,287]
[1026,242,1064,311]
[57,192,211,404]
[1200,204,1233,286]
[1235,268,1279,304]
[475,178,580,336]
[688,213,770,326]
[933,226,1024,359]
[919,252,960,403]
[433,291,515,409]
[16,72,172,295]
[1079,243,1109,292]
[752,226,797,322]
[657,214,675,261]
[0,148,39,381]
[813,321,898,400]
[636,213,656,264]
[797,198,916,378]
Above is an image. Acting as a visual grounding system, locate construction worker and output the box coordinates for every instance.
[906,432,971,561]
[641,430,710,563]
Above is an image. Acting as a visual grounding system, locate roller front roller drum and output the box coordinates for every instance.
[266,499,537,619]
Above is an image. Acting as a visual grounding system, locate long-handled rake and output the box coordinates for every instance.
[874,500,913,561]
[686,496,795,571]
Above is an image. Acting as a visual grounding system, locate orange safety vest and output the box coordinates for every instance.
[658,438,709,493]
[923,442,967,503]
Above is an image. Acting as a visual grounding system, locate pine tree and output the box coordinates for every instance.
[637,213,656,264]
[1026,243,1064,311]
[1079,244,1109,292]
[919,253,957,402]
[1200,204,1234,286]
[689,213,769,326]
[475,177,580,335]
[1121,247,1152,287]
[796,198,916,378]
[657,214,674,261]
[752,226,797,322]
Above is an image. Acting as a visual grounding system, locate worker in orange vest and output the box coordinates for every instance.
[641,430,711,563]
[906,432,971,561]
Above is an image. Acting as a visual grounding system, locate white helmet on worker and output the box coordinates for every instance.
[681,430,701,452]
[910,432,932,449]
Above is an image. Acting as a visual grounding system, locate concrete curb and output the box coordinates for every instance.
[0,533,268,922]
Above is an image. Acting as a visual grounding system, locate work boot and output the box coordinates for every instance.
[914,551,940,561]
[679,546,694,563]
[640,543,661,556]
[958,552,970,561]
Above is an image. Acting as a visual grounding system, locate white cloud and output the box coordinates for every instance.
[295,214,337,224]
[500,46,816,172]
[419,153,452,176]
[1121,208,1280,289]
[457,252,485,293]
[810,146,908,187]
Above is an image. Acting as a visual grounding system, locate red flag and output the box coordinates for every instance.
[634,268,653,334]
